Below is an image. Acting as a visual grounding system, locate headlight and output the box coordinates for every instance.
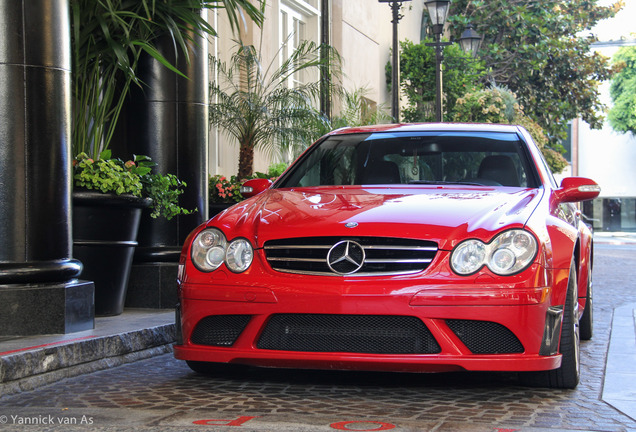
[191,230,254,273]
[451,229,538,276]
[450,240,486,275]
[191,228,227,272]
[225,238,254,273]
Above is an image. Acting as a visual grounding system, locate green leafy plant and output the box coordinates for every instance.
[261,162,288,178]
[73,151,195,219]
[209,175,245,204]
[453,86,518,124]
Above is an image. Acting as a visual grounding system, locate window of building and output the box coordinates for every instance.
[279,0,319,88]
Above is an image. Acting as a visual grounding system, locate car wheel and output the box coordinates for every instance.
[521,260,580,389]
[186,360,247,376]
[579,275,593,341]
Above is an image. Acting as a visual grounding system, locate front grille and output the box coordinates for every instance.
[190,315,251,346]
[446,320,524,354]
[257,314,441,354]
[264,237,438,276]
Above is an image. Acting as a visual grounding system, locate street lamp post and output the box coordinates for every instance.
[424,1,482,122]
[379,0,411,123]
[424,0,452,122]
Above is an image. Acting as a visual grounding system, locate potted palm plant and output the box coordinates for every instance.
[70,0,262,315]
[209,39,341,178]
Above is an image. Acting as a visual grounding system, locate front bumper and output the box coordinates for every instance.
[174,276,563,373]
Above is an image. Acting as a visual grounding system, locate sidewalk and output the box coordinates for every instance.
[594,231,636,245]
[603,303,636,421]
[0,309,174,396]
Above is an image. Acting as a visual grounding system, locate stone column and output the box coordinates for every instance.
[121,18,209,309]
[0,0,94,335]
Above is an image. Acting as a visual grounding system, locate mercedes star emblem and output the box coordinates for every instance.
[327,240,365,275]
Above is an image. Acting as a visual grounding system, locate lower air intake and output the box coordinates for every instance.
[446,319,524,354]
[190,315,251,347]
[257,314,441,354]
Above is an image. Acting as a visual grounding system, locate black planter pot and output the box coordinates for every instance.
[72,191,151,316]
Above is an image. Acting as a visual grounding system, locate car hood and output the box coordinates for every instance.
[210,186,544,250]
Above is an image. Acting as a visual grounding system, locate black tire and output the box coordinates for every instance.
[579,275,593,341]
[520,261,580,389]
[186,360,247,376]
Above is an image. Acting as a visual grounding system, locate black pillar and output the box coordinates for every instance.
[120,22,209,309]
[0,0,94,335]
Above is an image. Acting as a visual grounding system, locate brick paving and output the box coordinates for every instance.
[0,244,635,431]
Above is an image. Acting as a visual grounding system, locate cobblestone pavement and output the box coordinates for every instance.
[0,244,635,432]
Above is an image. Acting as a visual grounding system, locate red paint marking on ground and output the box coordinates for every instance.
[0,336,97,356]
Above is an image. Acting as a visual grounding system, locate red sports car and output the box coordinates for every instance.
[174,123,600,388]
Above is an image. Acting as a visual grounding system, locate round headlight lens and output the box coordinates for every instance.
[451,240,487,275]
[487,230,537,275]
[225,238,253,273]
[191,228,227,271]
[206,246,226,269]
[451,230,538,276]
[490,248,516,274]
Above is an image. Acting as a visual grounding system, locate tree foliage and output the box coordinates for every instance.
[453,86,569,173]
[453,86,518,124]
[396,39,485,123]
[608,46,636,135]
[446,0,623,146]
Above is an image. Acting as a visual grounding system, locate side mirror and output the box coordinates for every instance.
[556,177,601,203]
[240,178,273,198]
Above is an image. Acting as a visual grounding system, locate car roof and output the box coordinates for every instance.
[328,123,522,135]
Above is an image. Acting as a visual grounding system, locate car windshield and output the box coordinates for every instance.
[277,131,539,188]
